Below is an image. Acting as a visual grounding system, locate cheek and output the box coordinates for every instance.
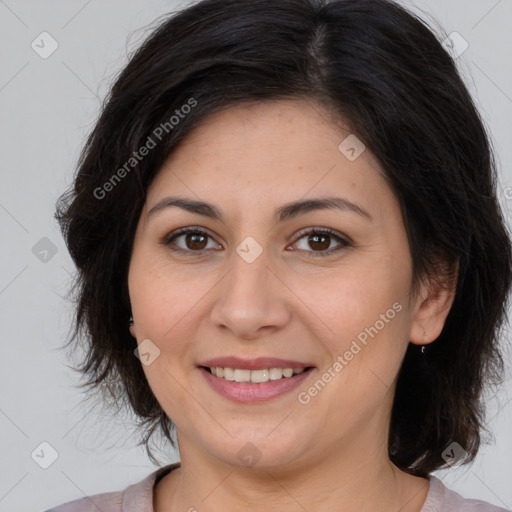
[300,270,410,412]
[128,248,216,340]
[129,257,204,417]
[293,261,408,340]
[291,255,412,395]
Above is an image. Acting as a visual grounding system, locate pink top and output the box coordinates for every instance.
[44,463,510,512]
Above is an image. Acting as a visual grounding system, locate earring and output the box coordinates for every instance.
[421,329,428,353]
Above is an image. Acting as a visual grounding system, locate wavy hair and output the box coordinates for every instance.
[55,0,512,474]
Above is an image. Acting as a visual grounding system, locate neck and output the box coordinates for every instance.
[154,433,430,512]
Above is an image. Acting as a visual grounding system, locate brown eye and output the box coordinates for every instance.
[292,228,351,257]
[184,232,208,250]
[163,226,350,258]
[307,233,331,251]
[163,228,220,253]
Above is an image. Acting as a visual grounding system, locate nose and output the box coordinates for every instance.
[209,247,291,340]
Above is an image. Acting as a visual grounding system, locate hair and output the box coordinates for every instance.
[55,0,512,476]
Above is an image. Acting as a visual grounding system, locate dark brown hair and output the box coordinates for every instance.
[55,0,512,475]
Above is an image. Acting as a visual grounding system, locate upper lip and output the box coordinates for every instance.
[198,356,315,370]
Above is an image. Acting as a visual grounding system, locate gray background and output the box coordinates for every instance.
[0,0,511,510]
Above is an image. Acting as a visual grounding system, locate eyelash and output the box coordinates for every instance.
[162,226,351,258]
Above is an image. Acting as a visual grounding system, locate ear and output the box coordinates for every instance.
[129,322,137,339]
[409,259,458,345]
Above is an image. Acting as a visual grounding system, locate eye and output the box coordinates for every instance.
[162,226,351,257]
[290,228,351,257]
[162,227,221,253]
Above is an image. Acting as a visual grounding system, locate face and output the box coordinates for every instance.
[128,99,446,471]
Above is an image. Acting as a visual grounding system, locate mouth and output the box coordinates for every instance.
[200,365,315,384]
[197,358,316,403]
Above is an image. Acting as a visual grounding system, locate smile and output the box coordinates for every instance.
[205,366,309,383]
[199,365,315,403]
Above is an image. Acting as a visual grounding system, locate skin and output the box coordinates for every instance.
[127,98,456,512]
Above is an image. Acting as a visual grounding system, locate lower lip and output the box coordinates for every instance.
[199,367,315,403]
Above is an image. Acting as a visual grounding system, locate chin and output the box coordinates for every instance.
[206,432,308,470]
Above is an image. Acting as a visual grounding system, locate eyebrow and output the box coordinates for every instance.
[146,195,372,222]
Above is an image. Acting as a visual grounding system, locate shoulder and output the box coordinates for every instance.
[424,475,511,512]
[41,463,181,512]
[41,490,123,512]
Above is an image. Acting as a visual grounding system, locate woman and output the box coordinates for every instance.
[47,0,512,510]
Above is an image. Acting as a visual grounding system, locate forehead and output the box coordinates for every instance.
[145,98,392,222]
[171,98,351,159]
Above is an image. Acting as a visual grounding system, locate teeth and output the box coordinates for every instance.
[269,368,283,380]
[208,367,307,383]
[250,369,269,383]
[223,368,235,381]
[233,369,251,382]
[282,368,294,378]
